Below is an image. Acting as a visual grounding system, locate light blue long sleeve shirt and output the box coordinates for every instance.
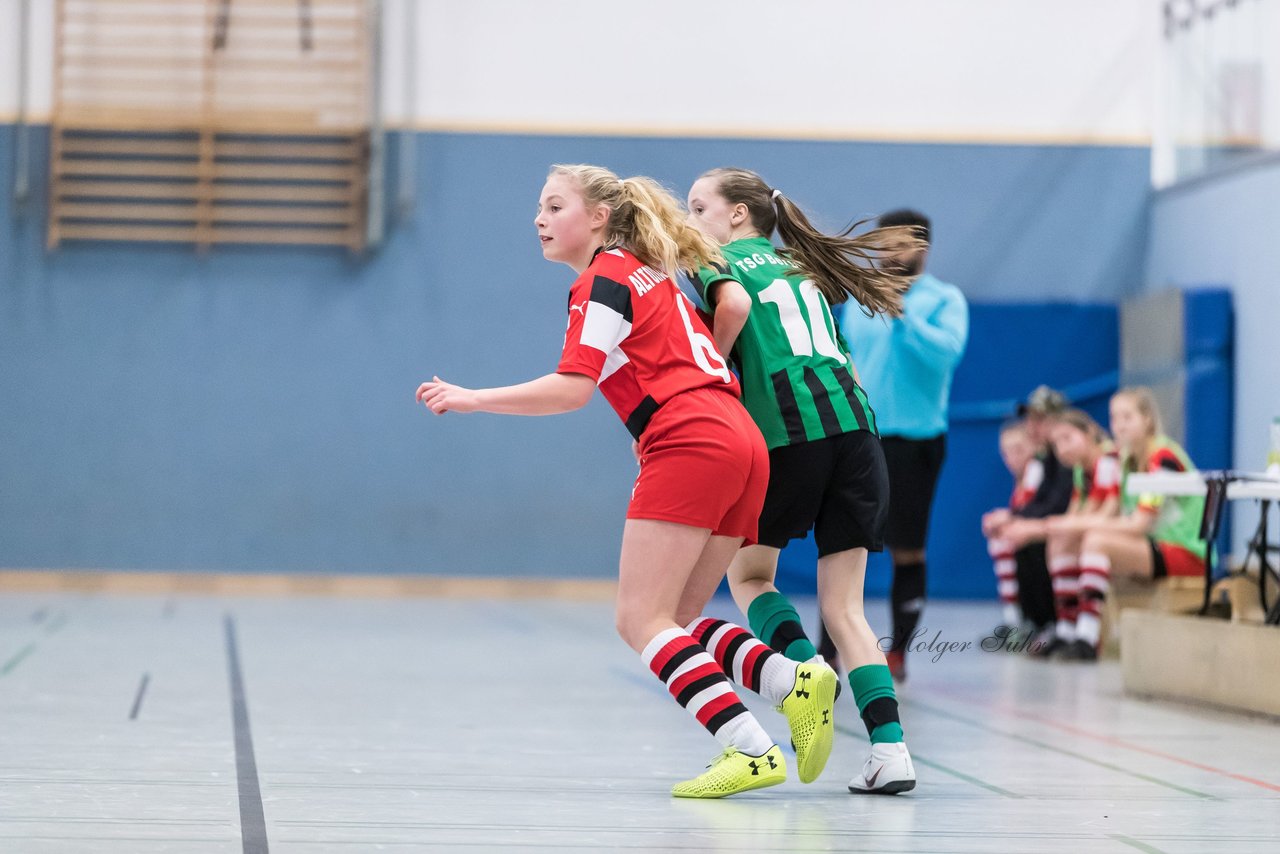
[839,272,969,439]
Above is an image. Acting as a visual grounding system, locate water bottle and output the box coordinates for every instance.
[1268,417,1280,478]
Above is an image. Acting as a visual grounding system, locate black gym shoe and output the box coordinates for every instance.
[1058,639,1099,662]
[1028,631,1066,659]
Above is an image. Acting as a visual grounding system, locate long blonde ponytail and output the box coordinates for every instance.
[551,164,722,275]
[1112,386,1165,471]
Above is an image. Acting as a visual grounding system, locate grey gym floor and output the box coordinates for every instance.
[1,592,1278,853]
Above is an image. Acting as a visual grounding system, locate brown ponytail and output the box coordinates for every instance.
[698,167,924,316]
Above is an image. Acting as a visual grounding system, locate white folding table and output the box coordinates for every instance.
[1126,471,1280,622]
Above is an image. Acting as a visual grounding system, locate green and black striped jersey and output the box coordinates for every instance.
[697,236,877,450]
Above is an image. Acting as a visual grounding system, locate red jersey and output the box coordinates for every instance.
[1071,449,1121,508]
[556,247,740,438]
[1011,458,1043,511]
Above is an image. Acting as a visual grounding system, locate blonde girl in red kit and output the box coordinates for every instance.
[417,165,837,798]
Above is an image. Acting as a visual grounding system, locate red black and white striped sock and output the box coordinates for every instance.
[1049,554,1080,641]
[990,537,1020,626]
[1076,551,1111,647]
[686,617,797,706]
[641,628,773,757]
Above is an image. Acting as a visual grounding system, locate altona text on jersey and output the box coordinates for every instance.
[628,265,666,296]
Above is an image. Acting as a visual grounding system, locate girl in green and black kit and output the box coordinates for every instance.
[686,167,920,794]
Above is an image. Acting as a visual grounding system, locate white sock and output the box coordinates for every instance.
[1079,551,1112,597]
[1077,551,1111,648]
[715,714,774,757]
[1076,612,1101,646]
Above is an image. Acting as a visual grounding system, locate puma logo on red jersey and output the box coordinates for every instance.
[570,301,588,317]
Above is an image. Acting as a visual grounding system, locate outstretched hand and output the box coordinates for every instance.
[416,376,479,415]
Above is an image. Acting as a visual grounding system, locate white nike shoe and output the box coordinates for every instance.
[848,742,916,795]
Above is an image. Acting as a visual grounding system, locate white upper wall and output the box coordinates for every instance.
[4,0,1158,143]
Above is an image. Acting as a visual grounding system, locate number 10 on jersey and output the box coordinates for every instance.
[757,279,847,364]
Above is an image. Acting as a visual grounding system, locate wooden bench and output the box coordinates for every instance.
[1101,575,1204,656]
[48,0,372,251]
[1102,571,1271,656]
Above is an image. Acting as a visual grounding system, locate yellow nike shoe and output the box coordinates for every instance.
[671,745,786,799]
[778,658,838,783]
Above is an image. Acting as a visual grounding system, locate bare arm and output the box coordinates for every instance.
[709,279,752,362]
[1074,492,1120,518]
[1087,508,1157,536]
[1002,516,1051,549]
[1047,495,1122,533]
[417,372,595,416]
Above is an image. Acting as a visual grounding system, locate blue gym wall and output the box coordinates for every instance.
[777,303,1120,600]
[1,124,1151,588]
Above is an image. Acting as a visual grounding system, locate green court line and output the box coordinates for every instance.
[1,613,69,678]
[833,722,1024,799]
[0,642,38,677]
[905,698,1219,801]
[1109,833,1168,854]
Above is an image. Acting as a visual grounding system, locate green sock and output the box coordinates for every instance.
[746,591,817,661]
[849,664,904,744]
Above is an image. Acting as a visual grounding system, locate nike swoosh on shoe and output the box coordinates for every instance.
[864,766,882,789]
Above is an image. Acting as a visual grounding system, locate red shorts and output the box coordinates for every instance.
[1153,539,1205,578]
[629,387,769,542]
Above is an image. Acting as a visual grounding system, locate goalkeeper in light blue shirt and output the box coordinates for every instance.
[836,209,968,681]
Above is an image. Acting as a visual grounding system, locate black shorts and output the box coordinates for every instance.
[1015,543,1056,629]
[881,434,947,550]
[756,430,889,557]
[1148,536,1168,579]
